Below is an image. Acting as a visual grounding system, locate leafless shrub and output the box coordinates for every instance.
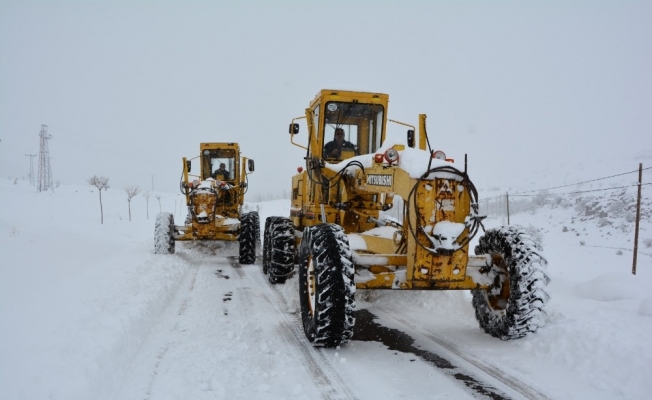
[533,190,549,207]
[124,185,141,222]
[597,218,611,227]
[142,191,151,219]
[88,175,110,224]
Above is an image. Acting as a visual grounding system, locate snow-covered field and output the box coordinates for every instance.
[1,174,651,400]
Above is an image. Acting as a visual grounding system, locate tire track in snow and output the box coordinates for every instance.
[370,306,551,400]
[144,262,201,400]
[243,265,359,400]
[177,262,200,316]
[226,255,246,278]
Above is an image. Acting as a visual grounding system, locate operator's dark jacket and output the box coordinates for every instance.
[324,140,355,157]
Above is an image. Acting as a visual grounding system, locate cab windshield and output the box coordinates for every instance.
[202,149,236,181]
[322,101,384,161]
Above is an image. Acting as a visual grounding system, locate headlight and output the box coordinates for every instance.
[432,150,446,160]
[385,149,400,165]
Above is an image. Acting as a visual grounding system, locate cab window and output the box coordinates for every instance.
[322,102,384,160]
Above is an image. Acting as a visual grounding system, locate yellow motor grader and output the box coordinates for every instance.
[264,89,550,347]
[154,142,259,264]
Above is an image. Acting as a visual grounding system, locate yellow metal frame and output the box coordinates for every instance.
[177,142,254,241]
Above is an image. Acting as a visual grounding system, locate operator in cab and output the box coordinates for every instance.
[324,128,356,159]
[212,163,230,180]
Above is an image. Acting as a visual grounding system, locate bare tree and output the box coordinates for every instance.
[88,175,110,224]
[124,185,141,221]
[143,191,151,219]
[156,194,162,212]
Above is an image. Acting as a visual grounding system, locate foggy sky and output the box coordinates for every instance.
[1,0,650,198]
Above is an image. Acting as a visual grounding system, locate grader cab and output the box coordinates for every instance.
[264,89,550,347]
[154,142,259,264]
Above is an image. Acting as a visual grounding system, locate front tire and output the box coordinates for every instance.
[154,212,175,254]
[299,224,355,347]
[472,226,550,340]
[239,211,258,264]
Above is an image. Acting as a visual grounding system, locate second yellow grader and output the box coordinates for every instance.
[155,142,258,264]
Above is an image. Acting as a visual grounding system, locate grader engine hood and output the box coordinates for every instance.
[189,182,218,224]
[191,191,217,223]
[188,180,239,223]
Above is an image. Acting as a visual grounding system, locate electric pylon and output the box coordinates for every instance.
[37,125,54,192]
[25,153,37,186]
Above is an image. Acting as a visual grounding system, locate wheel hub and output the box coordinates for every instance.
[487,254,510,311]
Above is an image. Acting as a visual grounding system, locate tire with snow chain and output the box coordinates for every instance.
[263,217,282,274]
[266,217,295,284]
[154,212,175,254]
[299,224,356,348]
[472,226,550,340]
[238,211,258,264]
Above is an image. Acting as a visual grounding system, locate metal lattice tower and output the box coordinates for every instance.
[25,153,37,186]
[37,124,54,192]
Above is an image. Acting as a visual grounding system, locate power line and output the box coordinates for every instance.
[509,183,652,197]
[479,165,649,202]
[512,167,651,195]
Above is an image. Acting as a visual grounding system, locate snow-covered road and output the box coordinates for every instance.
[116,240,549,400]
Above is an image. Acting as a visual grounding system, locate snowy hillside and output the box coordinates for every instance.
[1,175,651,400]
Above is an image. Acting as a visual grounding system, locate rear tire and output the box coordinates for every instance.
[239,211,258,264]
[154,212,175,254]
[265,217,295,284]
[472,226,550,340]
[263,217,281,274]
[299,224,355,347]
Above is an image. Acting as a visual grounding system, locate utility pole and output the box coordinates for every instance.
[25,153,37,186]
[37,124,54,192]
[632,163,643,275]
[506,192,510,225]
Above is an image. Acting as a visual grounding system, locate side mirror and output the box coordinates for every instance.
[185,160,191,172]
[407,130,415,148]
[289,123,300,134]
[248,159,255,172]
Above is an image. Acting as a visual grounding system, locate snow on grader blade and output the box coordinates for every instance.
[264,89,550,347]
[154,142,260,264]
